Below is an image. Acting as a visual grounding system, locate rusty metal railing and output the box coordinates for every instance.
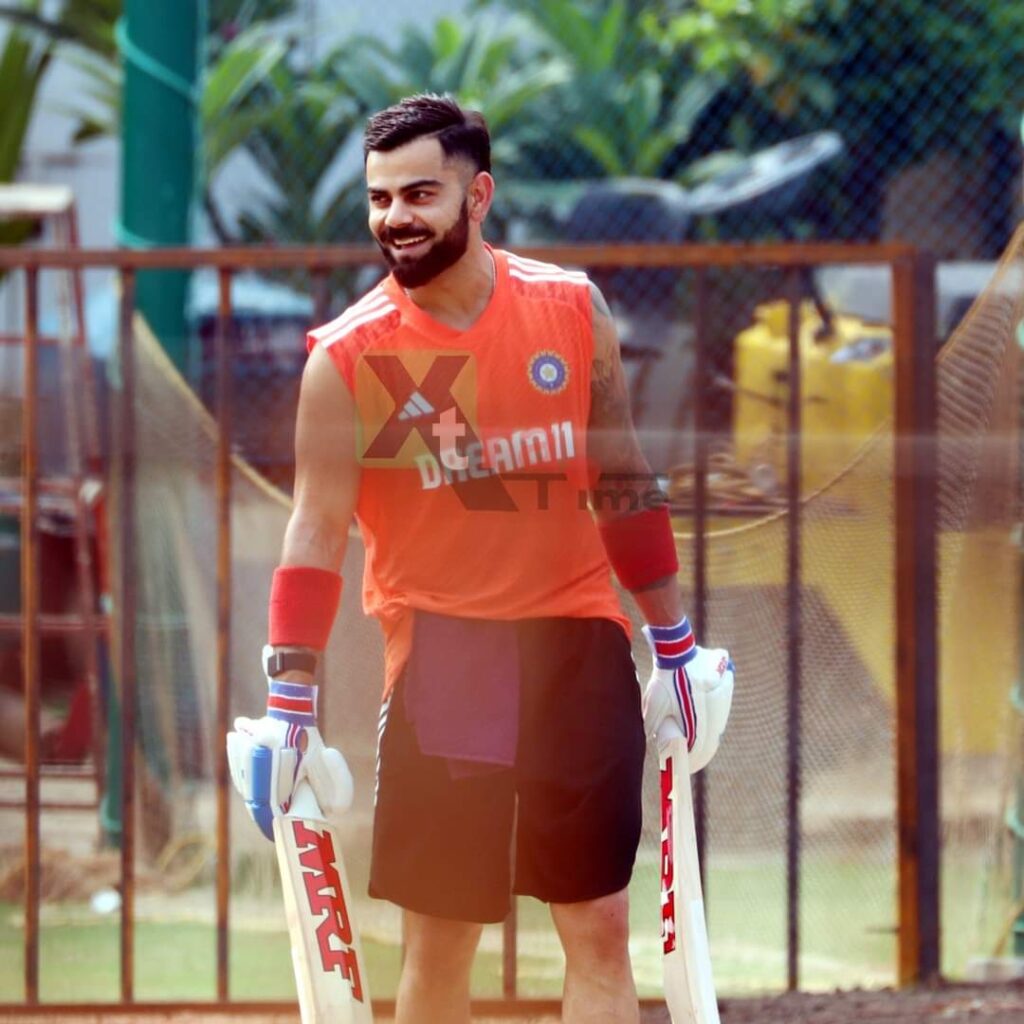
[0,241,938,1015]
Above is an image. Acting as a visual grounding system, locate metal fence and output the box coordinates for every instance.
[0,241,946,1014]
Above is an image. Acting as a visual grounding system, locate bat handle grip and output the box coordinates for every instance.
[287,779,325,821]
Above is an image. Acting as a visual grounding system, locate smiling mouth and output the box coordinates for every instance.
[390,235,431,249]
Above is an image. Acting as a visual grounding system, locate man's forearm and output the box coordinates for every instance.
[630,574,687,627]
[280,511,349,571]
[268,512,349,682]
[590,467,686,628]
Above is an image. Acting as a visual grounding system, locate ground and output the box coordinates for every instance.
[716,983,1024,1023]
[5,983,1024,1024]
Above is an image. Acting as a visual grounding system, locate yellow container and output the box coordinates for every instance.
[732,300,893,494]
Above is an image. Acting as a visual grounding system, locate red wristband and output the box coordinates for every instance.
[268,566,342,649]
[598,506,679,591]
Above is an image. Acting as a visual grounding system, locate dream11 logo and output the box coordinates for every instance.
[354,350,669,515]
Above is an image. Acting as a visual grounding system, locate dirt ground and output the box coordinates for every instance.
[714,982,1024,1023]
[3,983,1024,1024]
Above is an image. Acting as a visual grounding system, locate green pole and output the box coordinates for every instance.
[106,2,204,843]
[118,0,204,373]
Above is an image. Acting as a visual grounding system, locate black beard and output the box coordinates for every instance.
[377,199,470,288]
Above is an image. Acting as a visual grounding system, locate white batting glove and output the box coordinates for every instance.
[642,617,735,773]
[226,677,354,840]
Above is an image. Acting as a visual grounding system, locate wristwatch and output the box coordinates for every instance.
[262,644,319,679]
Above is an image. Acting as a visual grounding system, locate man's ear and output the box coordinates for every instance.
[468,171,495,222]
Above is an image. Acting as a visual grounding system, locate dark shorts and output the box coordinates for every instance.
[369,616,645,923]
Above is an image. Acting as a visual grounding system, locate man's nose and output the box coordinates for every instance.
[384,200,412,228]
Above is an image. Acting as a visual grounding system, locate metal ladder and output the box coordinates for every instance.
[0,183,106,813]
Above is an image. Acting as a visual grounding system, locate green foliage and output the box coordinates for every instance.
[476,0,727,179]
[207,0,295,37]
[201,23,290,175]
[341,13,571,186]
[0,0,117,203]
[224,40,370,246]
[0,0,118,56]
[694,0,1024,242]
[804,0,1024,161]
[344,14,570,137]
[0,0,119,175]
[0,36,45,248]
[0,8,50,185]
[643,0,837,122]
[15,0,1013,253]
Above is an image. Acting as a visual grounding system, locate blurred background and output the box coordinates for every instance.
[4,0,1023,478]
[1,0,1023,1011]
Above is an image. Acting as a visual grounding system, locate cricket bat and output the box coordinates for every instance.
[658,720,720,1024]
[271,770,373,1024]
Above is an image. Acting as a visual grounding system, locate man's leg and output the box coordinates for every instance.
[395,909,483,1024]
[550,887,639,1024]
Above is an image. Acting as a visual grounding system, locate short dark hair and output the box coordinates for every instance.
[363,93,491,174]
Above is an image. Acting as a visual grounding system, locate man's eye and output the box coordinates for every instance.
[370,195,389,207]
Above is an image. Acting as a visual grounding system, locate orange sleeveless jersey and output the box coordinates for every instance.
[307,247,629,693]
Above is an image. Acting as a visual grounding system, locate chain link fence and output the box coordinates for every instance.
[195,0,1024,478]
[189,0,1024,993]
[206,0,1024,256]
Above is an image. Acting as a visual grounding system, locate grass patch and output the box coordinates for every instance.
[0,850,996,1003]
[0,907,509,1003]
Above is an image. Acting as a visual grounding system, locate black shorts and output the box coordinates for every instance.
[369,616,645,923]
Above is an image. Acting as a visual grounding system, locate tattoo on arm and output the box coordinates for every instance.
[588,284,657,495]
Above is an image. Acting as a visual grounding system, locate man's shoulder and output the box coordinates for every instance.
[308,282,401,354]
[500,250,592,333]
[502,249,590,294]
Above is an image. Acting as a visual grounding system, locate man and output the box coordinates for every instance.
[228,94,732,1023]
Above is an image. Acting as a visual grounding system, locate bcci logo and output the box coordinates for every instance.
[528,351,568,394]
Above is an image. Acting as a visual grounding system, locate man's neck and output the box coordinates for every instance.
[403,240,494,331]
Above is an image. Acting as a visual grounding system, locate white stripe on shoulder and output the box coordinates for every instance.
[509,268,590,288]
[313,287,387,334]
[507,253,589,282]
[319,301,397,348]
[339,285,388,316]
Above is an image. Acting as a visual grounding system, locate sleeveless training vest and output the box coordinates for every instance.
[308,246,629,692]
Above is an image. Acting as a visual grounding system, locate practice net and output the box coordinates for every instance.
[100,231,1024,1001]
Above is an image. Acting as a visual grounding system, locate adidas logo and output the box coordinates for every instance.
[397,391,436,421]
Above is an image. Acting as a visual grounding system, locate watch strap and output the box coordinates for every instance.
[262,644,319,679]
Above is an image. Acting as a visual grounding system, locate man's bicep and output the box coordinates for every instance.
[588,282,648,475]
[284,345,360,566]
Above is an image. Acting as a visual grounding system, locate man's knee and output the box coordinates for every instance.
[402,910,484,979]
[551,888,631,967]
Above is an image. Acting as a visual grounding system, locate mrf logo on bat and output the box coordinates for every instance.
[290,818,366,1003]
[660,754,677,955]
